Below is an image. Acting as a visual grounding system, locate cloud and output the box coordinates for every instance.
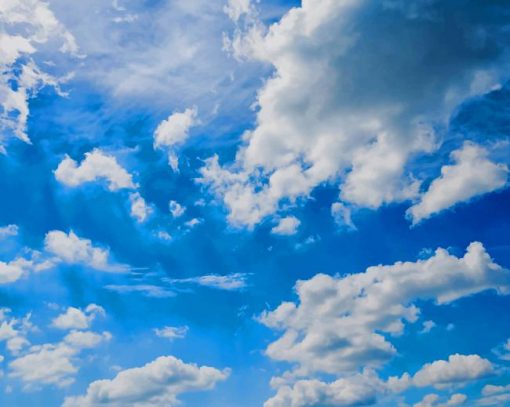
[0,259,27,284]
[51,304,105,330]
[0,224,18,238]
[154,326,188,341]
[62,355,229,407]
[44,230,125,272]
[54,149,136,191]
[331,203,356,231]
[104,284,175,298]
[129,192,153,223]
[0,0,78,151]
[390,354,494,391]
[407,143,508,224]
[419,320,437,335]
[260,242,510,375]
[271,216,301,236]
[201,0,510,227]
[169,200,186,218]
[9,330,111,389]
[413,393,467,407]
[0,309,34,355]
[154,107,197,171]
[166,273,249,291]
[264,370,383,407]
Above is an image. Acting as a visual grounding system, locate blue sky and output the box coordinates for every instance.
[1,0,510,406]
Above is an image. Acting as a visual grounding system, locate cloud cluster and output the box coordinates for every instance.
[201,0,510,227]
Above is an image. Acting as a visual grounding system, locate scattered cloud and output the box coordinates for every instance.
[62,355,229,406]
[154,326,188,341]
[51,304,105,331]
[166,273,249,291]
[408,143,508,224]
[271,216,300,236]
[54,149,136,191]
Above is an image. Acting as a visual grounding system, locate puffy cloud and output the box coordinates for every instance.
[54,149,136,191]
[413,393,467,407]
[390,354,494,391]
[224,0,254,22]
[0,310,34,355]
[0,0,77,151]
[477,384,510,406]
[407,143,508,224]
[169,200,186,218]
[0,259,27,284]
[264,371,383,407]
[154,326,188,341]
[419,320,437,335]
[166,273,249,291]
[202,0,510,227]
[51,304,105,331]
[0,224,18,238]
[331,202,356,231]
[271,216,300,236]
[260,242,510,375]
[129,192,153,223]
[44,230,125,272]
[9,330,110,388]
[154,107,197,171]
[62,355,229,407]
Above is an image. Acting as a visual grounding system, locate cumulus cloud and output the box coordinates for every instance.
[9,330,111,389]
[51,304,105,330]
[271,216,300,236]
[0,0,78,151]
[264,370,383,407]
[62,355,229,407]
[413,393,467,407]
[331,202,356,231]
[169,200,186,218]
[154,326,188,341]
[389,354,494,391]
[129,192,153,223]
[408,143,508,224]
[154,107,197,171]
[0,224,18,238]
[44,230,125,272]
[201,0,510,227]
[260,242,510,375]
[0,309,34,355]
[166,273,249,291]
[54,149,136,191]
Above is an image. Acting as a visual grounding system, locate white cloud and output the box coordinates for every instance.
[0,224,18,238]
[154,326,188,341]
[166,273,249,291]
[129,192,152,223]
[390,354,494,391]
[51,304,105,331]
[408,143,508,224]
[419,320,437,335]
[477,384,510,406]
[104,284,175,298]
[413,393,467,407]
[0,310,34,355]
[154,107,198,172]
[44,230,125,272]
[62,355,229,407]
[201,0,510,227]
[54,149,136,191]
[0,260,27,284]
[185,218,203,229]
[9,330,110,389]
[260,242,510,375]
[154,107,197,171]
[331,202,356,231]
[169,200,186,218]
[271,216,300,236]
[264,370,383,407]
[224,0,254,23]
[0,0,78,151]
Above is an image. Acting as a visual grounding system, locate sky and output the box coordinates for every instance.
[1,0,510,406]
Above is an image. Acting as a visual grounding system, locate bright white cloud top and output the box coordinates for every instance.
[62,355,229,407]
[408,142,508,224]
[54,149,136,191]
